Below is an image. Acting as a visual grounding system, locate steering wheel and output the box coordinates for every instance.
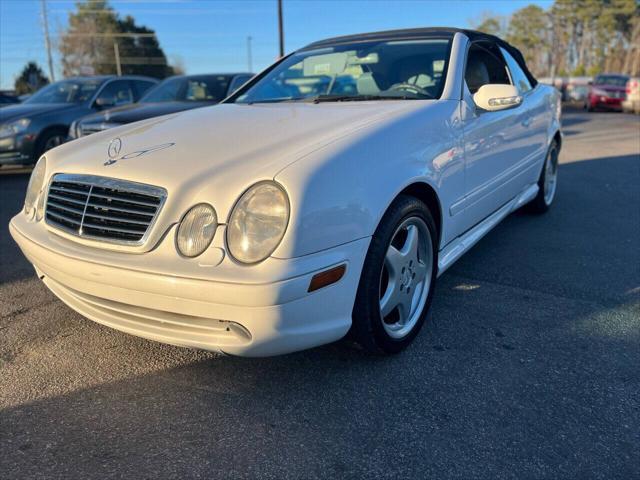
[388,83,432,98]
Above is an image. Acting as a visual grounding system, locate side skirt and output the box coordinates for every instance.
[437,183,539,277]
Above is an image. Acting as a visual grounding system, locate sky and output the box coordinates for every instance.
[0,0,552,90]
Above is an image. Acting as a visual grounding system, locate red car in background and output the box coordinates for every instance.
[585,74,629,111]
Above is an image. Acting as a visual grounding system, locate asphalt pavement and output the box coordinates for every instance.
[1,109,639,479]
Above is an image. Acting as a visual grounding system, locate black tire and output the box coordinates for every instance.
[526,140,559,214]
[35,127,67,160]
[350,195,438,354]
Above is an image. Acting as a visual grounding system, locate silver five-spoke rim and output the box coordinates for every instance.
[544,148,558,205]
[379,216,433,339]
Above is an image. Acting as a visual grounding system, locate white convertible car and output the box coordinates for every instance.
[10,28,561,356]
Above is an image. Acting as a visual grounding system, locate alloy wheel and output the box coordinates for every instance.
[379,216,433,339]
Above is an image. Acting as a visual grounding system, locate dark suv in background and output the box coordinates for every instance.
[69,73,253,138]
[0,75,157,166]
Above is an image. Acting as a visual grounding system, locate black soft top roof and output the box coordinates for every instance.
[303,27,537,87]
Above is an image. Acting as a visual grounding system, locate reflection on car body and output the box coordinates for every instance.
[70,73,254,139]
[0,75,157,166]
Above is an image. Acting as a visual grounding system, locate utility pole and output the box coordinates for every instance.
[247,36,253,72]
[40,0,55,82]
[277,0,284,58]
[113,42,122,76]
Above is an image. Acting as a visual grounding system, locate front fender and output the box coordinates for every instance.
[273,100,464,259]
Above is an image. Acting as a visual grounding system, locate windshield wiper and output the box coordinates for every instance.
[244,97,309,104]
[311,94,419,103]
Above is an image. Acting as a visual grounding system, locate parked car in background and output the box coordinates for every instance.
[564,76,592,102]
[69,73,253,138]
[585,74,629,111]
[10,28,561,357]
[622,77,640,114]
[0,92,20,107]
[0,75,157,166]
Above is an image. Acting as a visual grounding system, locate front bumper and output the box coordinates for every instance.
[0,133,36,165]
[590,96,624,109]
[10,214,370,356]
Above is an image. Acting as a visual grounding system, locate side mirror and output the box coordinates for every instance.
[94,96,115,109]
[473,84,522,112]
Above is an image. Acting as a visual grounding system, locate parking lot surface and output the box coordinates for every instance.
[1,110,639,479]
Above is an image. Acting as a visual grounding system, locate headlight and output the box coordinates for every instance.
[176,204,218,257]
[592,88,607,96]
[226,181,289,264]
[0,118,30,138]
[24,156,47,220]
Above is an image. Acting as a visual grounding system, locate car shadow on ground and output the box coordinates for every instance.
[1,153,638,478]
[0,173,33,283]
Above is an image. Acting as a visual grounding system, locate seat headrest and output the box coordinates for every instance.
[465,56,490,94]
[357,72,389,95]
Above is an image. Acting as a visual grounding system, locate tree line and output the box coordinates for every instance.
[13,0,639,94]
[14,0,175,94]
[474,0,639,78]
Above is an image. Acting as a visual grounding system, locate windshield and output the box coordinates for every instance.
[141,76,231,103]
[233,38,451,103]
[25,79,102,104]
[595,75,628,87]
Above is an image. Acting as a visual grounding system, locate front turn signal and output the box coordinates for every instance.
[308,264,346,293]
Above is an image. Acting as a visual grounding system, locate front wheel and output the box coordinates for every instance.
[350,195,438,354]
[526,140,559,214]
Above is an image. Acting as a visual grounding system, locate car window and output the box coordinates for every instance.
[233,38,452,103]
[500,47,532,94]
[594,75,628,87]
[132,80,156,100]
[141,76,231,103]
[185,77,230,101]
[97,80,134,106]
[228,75,253,95]
[464,42,510,94]
[25,79,102,104]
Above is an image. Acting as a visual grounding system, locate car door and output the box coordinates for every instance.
[131,79,157,101]
[94,79,135,108]
[459,41,535,230]
[499,46,548,187]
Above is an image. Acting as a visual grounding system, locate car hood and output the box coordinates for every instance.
[49,100,426,225]
[81,101,213,125]
[0,103,76,122]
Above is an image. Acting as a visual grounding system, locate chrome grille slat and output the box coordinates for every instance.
[82,211,151,226]
[47,209,83,226]
[45,174,167,246]
[88,191,160,207]
[49,185,91,196]
[86,202,155,217]
[47,200,86,215]
[48,193,88,206]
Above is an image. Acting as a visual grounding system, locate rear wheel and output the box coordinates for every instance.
[526,140,559,214]
[351,195,438,354]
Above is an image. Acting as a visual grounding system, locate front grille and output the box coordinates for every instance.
[45,174,167,245]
